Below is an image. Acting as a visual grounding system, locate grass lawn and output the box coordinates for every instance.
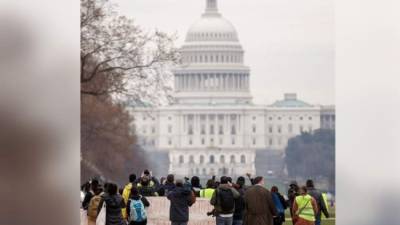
[283,219,335,225]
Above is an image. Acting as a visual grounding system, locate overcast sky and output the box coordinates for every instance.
[113,0,334,105]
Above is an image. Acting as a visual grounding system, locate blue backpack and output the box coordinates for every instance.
[129,197,147,222]
[272,192,285,214]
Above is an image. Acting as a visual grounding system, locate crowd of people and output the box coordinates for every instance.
[81,170,330,225]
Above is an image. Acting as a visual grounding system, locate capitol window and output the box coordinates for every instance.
[189,155,194,163]
[201,124,206,135]
[269,138,273,146]
[253,138,256,145]
[151,126,155,134]
[202,168,206,175]
[288,124,293,133]
[269,117,272,121]
[188,124,193,135]
[240,155,246,164]
[210,125,215,134]
[231,138,236,145]
[201,138,205,145]
[252,125,256,133]
[220,155,225,163]
[189,138,193,145]
[179,155,184,164]
[230,155,235,163]
[309,116,312,120]
[200,155,204,164]
[143,126,147,134]
[168,139,172,146]
[231,125,236,135]
[278,126,282,133]
[210,155,215,164]
[219,125,224,135]
[300,125,304,132]
[168,125,172,133]
[269,126,273,133]
[300,116,303,120]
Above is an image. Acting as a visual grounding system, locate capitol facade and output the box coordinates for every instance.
[130,0,335,179]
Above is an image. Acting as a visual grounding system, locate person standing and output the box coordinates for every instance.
[122,174,137,220]
[191,176,202,197]
[87,187,104,225]
[287,181,299,225]
[292,186,318,225]
[305,180,329,225]
[137,176,158,197]
[126,187,150,225]
[167,179,193,225]
[271,186,287,225]
[243,176,277,225]
[199,179,216,199]
[97,183,126,225]
[232,177,246,225]
[210,176,240,225]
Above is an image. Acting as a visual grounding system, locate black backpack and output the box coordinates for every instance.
[218,188,235,212]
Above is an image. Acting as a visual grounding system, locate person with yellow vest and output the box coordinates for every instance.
[199,179,216,199]
[292,186,318,225]
[122,174,137,220]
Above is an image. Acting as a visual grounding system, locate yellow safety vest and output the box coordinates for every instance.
[199,188,215,199]
[295,194,315,222]
[322,193,329,218]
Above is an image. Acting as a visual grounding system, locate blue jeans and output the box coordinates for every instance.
[315,212,322,225]
[216,216,233,225]
[232,219,243,225]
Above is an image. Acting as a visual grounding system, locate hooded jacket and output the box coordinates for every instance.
[121,182,135,219]
[210,184,240,216]
[167,186,192,222]
[97,193,125,225]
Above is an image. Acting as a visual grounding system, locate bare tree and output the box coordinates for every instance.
[81,0,179,106]
[81,0,179,184]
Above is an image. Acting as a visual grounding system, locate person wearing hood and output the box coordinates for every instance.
[191,176,202,197]
[162,174,177,196]
[122,174,137,220]
[167,179,193,225]
[97,183,126,225]
[137,175,158,197]
[210,176,240,225]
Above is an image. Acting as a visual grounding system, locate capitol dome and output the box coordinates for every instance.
[185,0,239,42]
[174,0,252,106]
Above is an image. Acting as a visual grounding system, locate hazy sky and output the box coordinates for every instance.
[113,0,334,105]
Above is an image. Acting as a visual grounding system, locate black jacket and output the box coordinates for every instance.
[167,186,192,222]
[233,187,245,220]
[307,187,329,218]
[97,193,126,225]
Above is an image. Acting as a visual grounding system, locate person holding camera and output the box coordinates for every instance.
[210,176,240,225]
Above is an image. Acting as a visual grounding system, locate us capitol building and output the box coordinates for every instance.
[129,0,335,179]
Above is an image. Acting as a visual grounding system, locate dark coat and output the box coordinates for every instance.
[244,185,277,225]
[307,187,329,218]
[97,193,126,225]
[233,187,245,220]
[167,186,192,222]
